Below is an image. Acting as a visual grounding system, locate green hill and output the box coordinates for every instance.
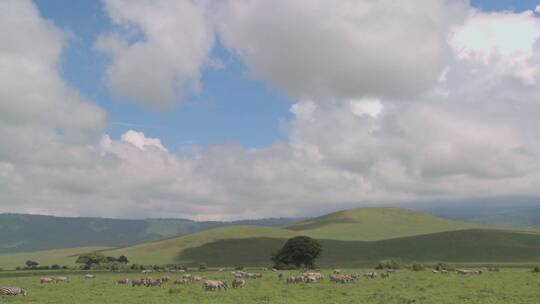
[178,229,540,267]
[0,246,111,270]
[4,207,540,269]
[286,207,484,240]
[0,213,302,253]
[102,225,298,266]
[101,208,540,267]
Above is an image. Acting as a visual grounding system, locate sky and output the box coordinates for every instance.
[2,0,540,220]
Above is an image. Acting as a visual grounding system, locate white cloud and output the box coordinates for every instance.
[349,98,383,118]
[450,10,540,83]
[120,130,167,152]
[215,0,468,100]
[0,0,106,136]
[4,0,540,220]
[97,0,215,108]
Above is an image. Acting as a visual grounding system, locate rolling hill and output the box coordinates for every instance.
[286,207,485,240]
[3,207,540,269]
[0,213,302,253]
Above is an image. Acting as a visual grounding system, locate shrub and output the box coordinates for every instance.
[532,266,540,273]
[51,264,61,270]
[375,259,401,270]
[435,263,454,271]
[235,266,244,270]
[199,263,207,271]
[118,255,129,264]
[25,260,39,268]
[412,263,425,271]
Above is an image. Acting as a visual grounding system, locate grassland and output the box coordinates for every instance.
[287,207,489,241]
[179,229,540,267]
[5,208,540,269]
[0,247,111,270]
[102,226,297,266]
[1,269,540,303]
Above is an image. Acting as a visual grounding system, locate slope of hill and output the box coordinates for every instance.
[286,207,484,241]
[178,229,540,267]
[0,246,111,270]
[418,203,540,227]
[5,207,540,269]
[102,225,298,266]
[0,213,302,253]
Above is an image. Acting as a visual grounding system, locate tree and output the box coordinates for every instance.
[272,236,322,269]
[25,260,39,268]
[118,255,129,264]
[76,253,106,266]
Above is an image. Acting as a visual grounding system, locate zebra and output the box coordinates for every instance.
[40,277,54,284]
[54,276,69,283]
[0,287,27,296]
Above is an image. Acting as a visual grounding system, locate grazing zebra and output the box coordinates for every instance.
[232,277,246,288]
[40,277,54,284]
[54,276,69,283]
[116,278,129,285]
[363,272,378,279]
[0,287,27,296]
[84,274,95,279]
[174,279,188,285]
[131,279,143,287]
[203,280,227,291]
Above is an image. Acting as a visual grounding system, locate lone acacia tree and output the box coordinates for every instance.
[272,236,322,269]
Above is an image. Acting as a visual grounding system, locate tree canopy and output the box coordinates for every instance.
[272,236,322,269]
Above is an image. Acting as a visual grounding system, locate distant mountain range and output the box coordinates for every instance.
[2,198,540,256]
[3,207,540,269]
[410,197,540,227]
[0,213,303,253]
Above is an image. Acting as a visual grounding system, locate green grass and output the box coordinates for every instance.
[179,229,540,267]
[286,207,489,241]
[1,269,540,303]
[0,247,111,270]
[101,226,297,266]
[5,208,540,270]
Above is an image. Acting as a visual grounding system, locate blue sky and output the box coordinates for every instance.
[3,0,540,219]
[30,0,540,153]
[34,0,293,152]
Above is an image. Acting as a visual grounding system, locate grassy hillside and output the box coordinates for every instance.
[0,246,111,270]
[0,213,302,253]
[6,208,540,269]
[102,225,298,266]
[178,229,540,267]
[286,207,484,241]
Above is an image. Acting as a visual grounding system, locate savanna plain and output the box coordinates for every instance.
[1,268,539,304]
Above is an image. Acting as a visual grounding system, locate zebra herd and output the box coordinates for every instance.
[283,269,395,284]
[0,267,492,297]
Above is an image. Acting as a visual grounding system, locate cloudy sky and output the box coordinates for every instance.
[2,0,540,220]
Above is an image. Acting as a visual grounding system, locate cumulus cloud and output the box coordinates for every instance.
[96,0,215,108]
[450,10,540,83]
[3,0,540,220]
[215,0,468,100]
[0,0,106,136]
